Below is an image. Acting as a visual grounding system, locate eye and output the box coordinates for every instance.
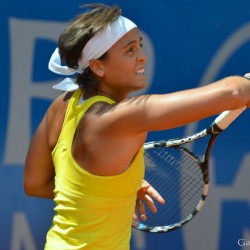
[127,46,136,54]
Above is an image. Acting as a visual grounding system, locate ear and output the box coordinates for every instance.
[89,60,104,77]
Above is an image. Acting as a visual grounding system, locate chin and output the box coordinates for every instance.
[138,80,148,89]
[129,82,148,97]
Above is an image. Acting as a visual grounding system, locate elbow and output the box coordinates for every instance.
[23,173,40,197]
[223,76,249,109]
[23,174,55,199]
[23,179,36,196]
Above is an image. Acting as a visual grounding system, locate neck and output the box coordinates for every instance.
[96,89,129,103]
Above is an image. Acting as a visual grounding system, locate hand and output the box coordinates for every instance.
[133,179,165,225]
[244,73,250,79]
[243,73,250,108]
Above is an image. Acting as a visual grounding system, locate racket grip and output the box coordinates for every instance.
[213,106,246,131]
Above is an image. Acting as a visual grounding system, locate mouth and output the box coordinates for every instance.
[135,68,145,75]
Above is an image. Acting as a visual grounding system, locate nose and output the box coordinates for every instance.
[137,47,148,62]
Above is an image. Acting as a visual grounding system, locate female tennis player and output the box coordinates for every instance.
[24,3,250,250]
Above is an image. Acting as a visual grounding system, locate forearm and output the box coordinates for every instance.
[140,76,250,131]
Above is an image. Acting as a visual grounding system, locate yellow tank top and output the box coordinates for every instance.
[45,89,144,250]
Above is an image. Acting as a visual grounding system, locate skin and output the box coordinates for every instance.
[24,28,250,221]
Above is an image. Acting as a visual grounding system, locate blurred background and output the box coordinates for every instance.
[1,0,250,249]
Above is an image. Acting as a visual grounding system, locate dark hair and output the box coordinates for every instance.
[58,3,121,96]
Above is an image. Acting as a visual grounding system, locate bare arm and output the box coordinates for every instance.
[98,76,250,135]
[24,113,55,199]
[24,93,69,199]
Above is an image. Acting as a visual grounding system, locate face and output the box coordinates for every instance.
[92,28,148,101]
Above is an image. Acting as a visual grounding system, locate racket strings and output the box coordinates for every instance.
[141,147,205,227]
[162,164,203,221]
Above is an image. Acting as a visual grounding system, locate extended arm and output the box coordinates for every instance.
[99,76,250,135]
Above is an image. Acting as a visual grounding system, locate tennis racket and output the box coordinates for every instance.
[132,106,246,233]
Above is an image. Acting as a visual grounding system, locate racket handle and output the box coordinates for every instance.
[213,106,246,131]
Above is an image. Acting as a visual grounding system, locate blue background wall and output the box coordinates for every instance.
[1,0,250,249]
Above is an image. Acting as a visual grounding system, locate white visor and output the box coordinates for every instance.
[48,16,137,91]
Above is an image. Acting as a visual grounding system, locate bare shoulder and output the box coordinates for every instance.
[78,97,149,139]
[77,97,148,149]
[47,91,73,115]
[73,99,147,175]
[46,91,74,149]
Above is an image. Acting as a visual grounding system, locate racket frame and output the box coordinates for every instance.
[133,107,246,233]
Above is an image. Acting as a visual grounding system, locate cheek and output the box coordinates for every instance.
[104,57,135,79]
[119,61,135,74]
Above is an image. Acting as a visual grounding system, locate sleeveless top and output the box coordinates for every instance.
[45,89,145,250]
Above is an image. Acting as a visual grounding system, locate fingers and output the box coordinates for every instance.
[135,194,165,222]
[141,179,150,189]
[136,199,147,221]
[135,179,166,222]
[136,194,159,220]
[132,211,139,227]
[139,180,165,204]
[144,194,157,213]
[146,185,165,205]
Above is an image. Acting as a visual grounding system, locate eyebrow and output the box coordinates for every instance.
[123,36,143,49]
